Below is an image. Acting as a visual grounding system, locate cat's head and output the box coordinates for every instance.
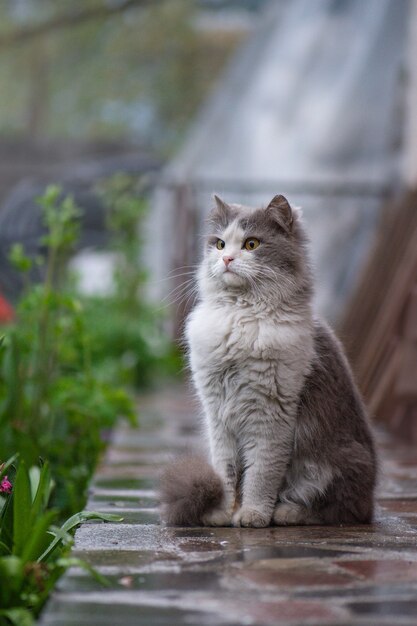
[199,194,312,304]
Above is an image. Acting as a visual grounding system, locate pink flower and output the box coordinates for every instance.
[0,476,12,494]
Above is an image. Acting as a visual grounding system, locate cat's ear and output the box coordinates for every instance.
[210,194,231,227]
[265,194,294,234]
[214,194,230,214]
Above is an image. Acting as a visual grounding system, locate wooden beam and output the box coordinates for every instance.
[404,0,417,187]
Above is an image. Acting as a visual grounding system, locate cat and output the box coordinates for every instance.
[160,194,377,527]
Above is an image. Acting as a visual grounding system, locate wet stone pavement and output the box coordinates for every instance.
[40,385,417,626]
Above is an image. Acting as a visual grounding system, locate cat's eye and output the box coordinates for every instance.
[216,239,225,250]
[244,238,260,251]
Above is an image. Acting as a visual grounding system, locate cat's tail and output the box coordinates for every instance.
[159,454,224,526]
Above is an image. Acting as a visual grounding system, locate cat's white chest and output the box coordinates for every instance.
[186,301,307,367]
[186,304,238,364]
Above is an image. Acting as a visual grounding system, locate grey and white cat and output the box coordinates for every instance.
[160,194,377,527]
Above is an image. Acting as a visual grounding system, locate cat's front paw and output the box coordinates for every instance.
[273,502,320,525]
[273,502,302,525]
[202,507,232,527]
[232,506,270,528]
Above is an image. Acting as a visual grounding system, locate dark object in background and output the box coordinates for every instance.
[0,151,161,301]
[0,180,106,299]
[341,191,417,443]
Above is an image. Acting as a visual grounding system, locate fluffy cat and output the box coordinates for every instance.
[160,194,377,527]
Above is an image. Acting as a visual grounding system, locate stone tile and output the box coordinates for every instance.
[112,431,201,452]
[379,499,417,514]
[232,565,354,589]
[348,598,417,618]
[176,537,229,553]
[94,463,162,479]
[241,545,356,561]
[59,570,223,594]
[294,582,417,600]
[88,492,159,509]
[70,549,179,570]
[104,448,172,466]
[239,599,349,625]
[40,600,241,626]
[74,523,169,552]
[93,476,157,490]
[41,591,350,626]
[403,518,417,531]
[337,559,417,584]
[90,487,158,501]
[165,522,417,556]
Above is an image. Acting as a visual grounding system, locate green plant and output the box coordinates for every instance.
[0,185,136,515]
[0,182,179,624]
[82,174,182,389]
[0,456,120,625]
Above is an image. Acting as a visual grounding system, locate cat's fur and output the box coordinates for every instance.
[160,194,377,527]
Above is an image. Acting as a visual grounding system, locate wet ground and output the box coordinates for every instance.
[40,385,417,625]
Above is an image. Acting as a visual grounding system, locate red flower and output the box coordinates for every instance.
[0,294,14,323]
[0,476,12,494]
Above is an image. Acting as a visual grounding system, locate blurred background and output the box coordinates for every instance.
[0,0,416,440]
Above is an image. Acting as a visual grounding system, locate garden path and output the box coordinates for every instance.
[40,384,417,625]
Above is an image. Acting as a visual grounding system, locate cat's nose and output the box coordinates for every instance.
[223,256,234,267]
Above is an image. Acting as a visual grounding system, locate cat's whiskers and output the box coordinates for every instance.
[156,265,199,302]
[154,280,199,316]
[147,269,198,291]
[162,279,196,305]
[182,284,199,314]
[164,263,198,276]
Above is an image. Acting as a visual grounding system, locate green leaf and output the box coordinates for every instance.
[0,555,24,584]
[21,510,57,563]
[38,511,122,563]
[0,608,33,626]
[28,466,40,501]
[0,333,23,427]
[30,462,53,523]
[8,243,33,273]
[12,462,32,556]
[0,454,18,480]
[45,525,73,551]
[0,556,24,608]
